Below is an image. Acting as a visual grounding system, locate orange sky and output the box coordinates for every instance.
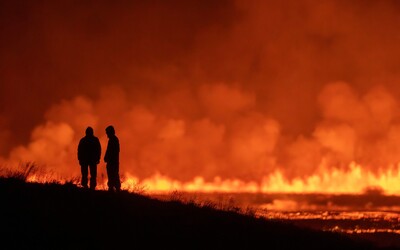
[1,0,400,184]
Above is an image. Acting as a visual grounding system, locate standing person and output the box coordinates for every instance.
[104,125,121,192]
[77,126,101,190]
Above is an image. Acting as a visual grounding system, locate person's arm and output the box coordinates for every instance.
[104,141,109,163]
[96,138,101,164]
[106,138,119,162]
[77,139,82,162]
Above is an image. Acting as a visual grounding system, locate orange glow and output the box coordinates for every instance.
[18,161,400,195]
[3,1,400,203]
[123,162,400,194]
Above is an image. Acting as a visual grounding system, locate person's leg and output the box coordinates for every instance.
[115,163,121,191]
[106,164,114,191]
[89,164,97,190]
[80,164,89,188]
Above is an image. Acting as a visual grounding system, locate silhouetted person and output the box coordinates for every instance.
[77,126,101,190]
[104,125,121,192]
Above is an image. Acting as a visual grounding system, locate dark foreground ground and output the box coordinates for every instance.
[0,178,395,250]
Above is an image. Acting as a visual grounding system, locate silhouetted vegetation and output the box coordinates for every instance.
[0,176,387,250]
[1,162,38,182]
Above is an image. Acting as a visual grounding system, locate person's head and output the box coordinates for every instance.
[105,125,115,138]
[85,126,94,136]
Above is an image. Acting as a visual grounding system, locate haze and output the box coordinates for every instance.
[2,0,400,184]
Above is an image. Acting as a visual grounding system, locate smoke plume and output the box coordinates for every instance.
[2,0,400,183]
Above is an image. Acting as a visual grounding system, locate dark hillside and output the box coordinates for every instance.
[0,178,379,250]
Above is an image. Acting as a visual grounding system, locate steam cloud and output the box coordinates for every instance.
[1,1,400,182]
